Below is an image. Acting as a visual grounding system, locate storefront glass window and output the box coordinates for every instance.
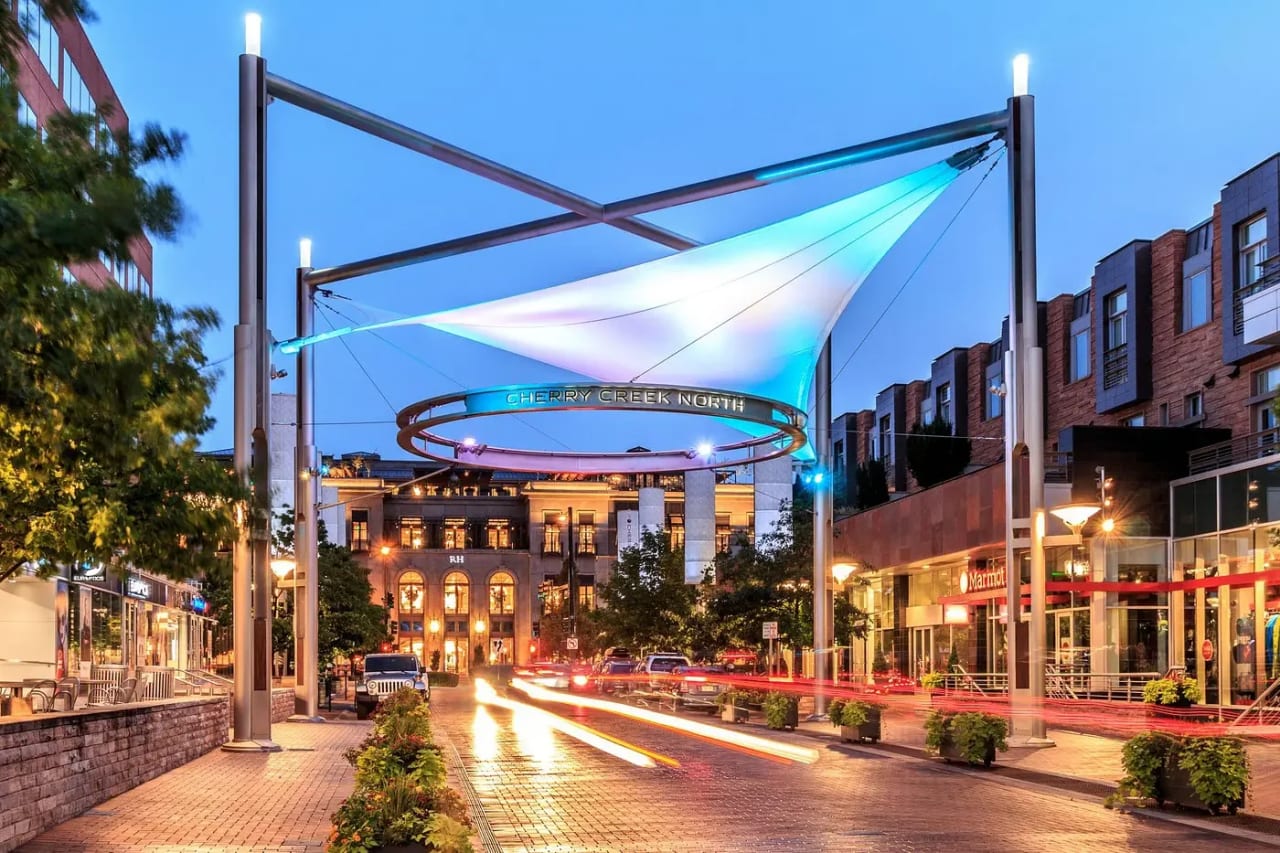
[90,589,122,665]
[1173,478,1218,538]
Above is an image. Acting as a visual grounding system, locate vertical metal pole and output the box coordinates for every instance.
[567,507,578,658]
[812,337,833,716]
[226,43,266,753]
[291,265,323,722]
[1008,81,1050,743]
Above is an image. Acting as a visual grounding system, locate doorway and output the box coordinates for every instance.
[910,627,934,677]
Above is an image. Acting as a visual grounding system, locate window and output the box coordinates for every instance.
[715,513,732,552]
[17,92,37,129]
[488,571,514,615]
[398,518,423,549]
[1072,290,1091,320]
[1123,414,1145,427]
[935,383,952,427]
[1070,328,1091,382]
[747,513,756,548]
[877,415,891,460]
[542,512,562,555]
[1184,392,1203,420]
[668,515,685,550]
[1105,290,1128,350]
[62,58,97,146]
[577,511,596,555]
[486,519,510,549]
[986,383,1003,419]
[1239,215,1269,290]
[20,0,60,85]
[1159,403,1169,426]
[578,582,595,611]
[350,510,369,551]
[443,518,466,550]
[397,571,424,614]
[443,572,468,615]
[1182,269,1211,331]
[1259,404,1278,433]
[139,274,151,297]
[1255,366,1280,397]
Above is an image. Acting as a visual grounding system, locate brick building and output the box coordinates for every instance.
[832,152,1280,708]
[9,0,153,294]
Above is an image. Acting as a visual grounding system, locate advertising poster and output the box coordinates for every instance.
[79,587,93,669]
[54,580,69,680]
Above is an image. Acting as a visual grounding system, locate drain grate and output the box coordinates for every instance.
[285,747,316,752]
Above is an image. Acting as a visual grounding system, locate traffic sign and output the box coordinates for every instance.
[1201,640,1213,662]
[566,637,579,650]
[763,621,779,640]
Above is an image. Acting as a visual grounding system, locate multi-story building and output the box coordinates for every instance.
[323,452,785,673]
[834,152,1280,708]
[9,0,153,294]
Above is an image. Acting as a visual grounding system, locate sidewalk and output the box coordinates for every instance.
[782,693,1280,821]
[17,720,367,852]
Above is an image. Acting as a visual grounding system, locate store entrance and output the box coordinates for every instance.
[910,627,934,678]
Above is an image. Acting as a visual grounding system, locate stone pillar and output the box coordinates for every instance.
[753,449,792,550]
[638,487,665,541]
[683,469,716,584]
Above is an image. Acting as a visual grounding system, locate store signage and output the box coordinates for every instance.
[762,621,779,640]
[125,577,152,600]
[1201,640,1214,662]
[190,594,207,614]
[500,385,750,416]
[73,562,107,583]
[959,565,1006,595]
[943,605,970,625]
[448,555,465,565]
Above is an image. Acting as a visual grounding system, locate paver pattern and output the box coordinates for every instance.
[18,720,367,853]
[430,687,1275,853]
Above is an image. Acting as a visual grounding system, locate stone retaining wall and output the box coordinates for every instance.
[0,697,229,852]
[271,687,294,722]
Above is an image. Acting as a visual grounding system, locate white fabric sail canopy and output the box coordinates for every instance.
[314,155,973,453]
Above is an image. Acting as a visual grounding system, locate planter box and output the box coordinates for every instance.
[939,736,996,767]
[722,704,749,723]
[1157,763,1245,815]
[766,697,800,731]
[838,708,882,743]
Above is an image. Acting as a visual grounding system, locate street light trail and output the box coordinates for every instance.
[474,679,677,768]
[508,678,820,765]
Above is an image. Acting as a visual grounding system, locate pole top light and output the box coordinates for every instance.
[299,237,312,269]
[270,557,295,579]
[831,562,858,584]
[1049,503,1100,532]
[245,13,262,57]
[1012,53,1030,97]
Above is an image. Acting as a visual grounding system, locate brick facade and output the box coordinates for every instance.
[0,697,229,852]
[966,342,1004,465]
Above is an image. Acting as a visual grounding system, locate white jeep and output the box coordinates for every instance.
[355,653,429,720]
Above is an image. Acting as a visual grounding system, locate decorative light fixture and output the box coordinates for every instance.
[299,237,312,269]
[244,13,262,57]
[379,545,391,557]
[270,557,295,580]
[831,562,858,584]
[1012,53,1030,97]
[1049,503,1101,535]
[1100,517,1116,534]
[474,619,486,633]
[429,619,440,634]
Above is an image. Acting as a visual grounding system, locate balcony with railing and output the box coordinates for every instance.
[1239,255,1280,345]
[1102,345,1128,390]
[1188,426,1280,474]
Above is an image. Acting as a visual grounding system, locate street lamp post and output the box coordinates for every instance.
[832,562,858,682]
[474,619,487,667]
[560,509,578,658]
[429,619,440,670]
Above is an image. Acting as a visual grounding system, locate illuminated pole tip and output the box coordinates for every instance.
[1012,53,1030,97]
[696,442,713,458]
[244,13,262,57]
[299,238,312,268]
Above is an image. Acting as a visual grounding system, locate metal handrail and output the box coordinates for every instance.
[936,668,1158,702]
[1188,426,1280,474]
[1230,676,1280,727]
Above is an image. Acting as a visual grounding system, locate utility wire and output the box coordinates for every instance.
[317,304,399,414]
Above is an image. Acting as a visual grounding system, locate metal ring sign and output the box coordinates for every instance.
[396,382,807,474]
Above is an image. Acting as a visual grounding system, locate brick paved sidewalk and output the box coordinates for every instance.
[19,720,369,853]
[780,694,1280,820]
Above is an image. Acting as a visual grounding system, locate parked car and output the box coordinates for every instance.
[672,665,728,712]
[523,661,571,690]
[639,653,692,690]
[592,659,637,695]
[354,653,429,720]
[569,663,595,692]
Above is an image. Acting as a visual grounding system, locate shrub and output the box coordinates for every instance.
[1142,676,1201,706]
[1119,731,1178,799]
[924,710,1007,766]
[920,671,945,689]
[1177,737,1249,813]
[827,697,883,728]
[763,691,797,730]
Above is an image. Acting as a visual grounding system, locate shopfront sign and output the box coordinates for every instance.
[73,562,108,584]
[959,564,1006,595]
[125,576,152,600]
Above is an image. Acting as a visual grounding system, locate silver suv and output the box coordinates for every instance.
[355,653,429,720]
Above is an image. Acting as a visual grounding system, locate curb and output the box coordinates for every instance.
[726,713,1280,846]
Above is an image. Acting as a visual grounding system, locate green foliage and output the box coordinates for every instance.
[853,458,889,510]
[0,2,241,584]
[924,710,1008,765]
[595,528,699,653]
[827,697,881,728]
[947,645,961,673]
[1177,737,1250,813]
[920,671,945,689]
[872,647,889,674]
[1119,732,1179,799]
[1142,676,1201,705]
[762,691,797,730]
[905,418,971,489]
[330,687,472,852]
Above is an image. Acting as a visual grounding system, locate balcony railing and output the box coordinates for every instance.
[1234,254,1280,337]
[1044,452,1073,484]
[1188,426,1280,474]
[1102,345,1128,390]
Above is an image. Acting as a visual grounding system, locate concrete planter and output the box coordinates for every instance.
[1157,763,1245,815]
[939,736,996,767]
[838,707,882,743]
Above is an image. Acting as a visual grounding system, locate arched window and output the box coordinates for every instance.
[397,571,424,614]
[488,571,515,615]
[444,571,469,615]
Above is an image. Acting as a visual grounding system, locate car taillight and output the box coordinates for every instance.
[572,674,589,687]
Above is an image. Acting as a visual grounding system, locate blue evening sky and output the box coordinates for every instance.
[88,1,1279,461]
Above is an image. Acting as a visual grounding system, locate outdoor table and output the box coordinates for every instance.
[0,679,47,716]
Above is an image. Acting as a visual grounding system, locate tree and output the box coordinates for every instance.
[0,1,241,582]
[905,418,971,489]
[854,458,890,510]
[595,529,698,654]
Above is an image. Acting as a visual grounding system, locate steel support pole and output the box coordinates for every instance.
[811,338,833,717]
[1007,89,1050,744]
[226,49,268,752]
[291,265,323,722]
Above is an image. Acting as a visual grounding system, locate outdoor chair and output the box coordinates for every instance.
[52,677,80,711]
[28,679,58,712]
[106,676,138,704]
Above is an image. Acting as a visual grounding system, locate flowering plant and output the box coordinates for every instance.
[1142,676,1201,706]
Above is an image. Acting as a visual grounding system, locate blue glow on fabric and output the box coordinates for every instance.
[289,157,963,448]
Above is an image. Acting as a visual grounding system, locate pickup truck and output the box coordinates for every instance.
[355,653,430,720]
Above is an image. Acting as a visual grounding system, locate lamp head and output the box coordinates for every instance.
[379,545,391,557]
[270,557,295,580]
[831,562,858,584]
[1049,503,1101,531]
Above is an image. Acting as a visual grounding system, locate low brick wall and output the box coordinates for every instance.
[0,697,229,852]
[272,687,294,722]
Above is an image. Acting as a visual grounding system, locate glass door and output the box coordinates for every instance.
[910,627,934,678]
